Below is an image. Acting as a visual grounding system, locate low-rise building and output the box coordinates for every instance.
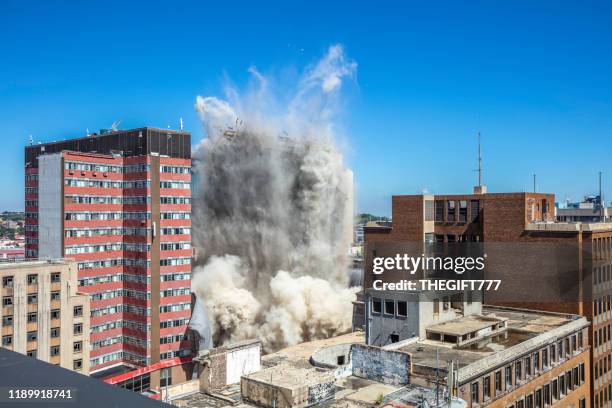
[0,259,90,373]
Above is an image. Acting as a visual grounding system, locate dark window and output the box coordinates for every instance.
[390,333,399,343]
[495,371,502,392]
[544,384,551,406]
[27,331,37,342]
[2,297,13,306]
[27,294,37,304]
[471,382,479,403]
[51,309,60,319]
[459,200,468,222]
[483,376,490,399]
[27,312,37,323]
[50,273,61,283]
[535,389,542,408]
[505,365,512,387]
[435,200,445,222]
[73,341,82,353]
[27,350,37,358]
[2,335,12,346]
[470,200,481,222]
[50,346,60,357]
[397,301,407,317]
[50,291,60,301]
[27,274,37,285]
[515,361,522,382]
[526,394,533,408]
[2,315,12,327]
[384,300,395,315]
[73,359,83,370]
[372,298,382,314]
[50,327,60,338]
[337,355,345,365]
[447,201,456,222]
[160,368,172,388]
[73,323,82,335]
[73,306,83,317]
[2,276,13,288]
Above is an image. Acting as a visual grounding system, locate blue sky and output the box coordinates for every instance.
[1,1,611,215]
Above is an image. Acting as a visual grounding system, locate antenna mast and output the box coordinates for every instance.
[473,131,487,194]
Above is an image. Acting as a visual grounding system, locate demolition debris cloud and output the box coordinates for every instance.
[190,45,358,351]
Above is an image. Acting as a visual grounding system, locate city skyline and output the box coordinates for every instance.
[2,0,612,214]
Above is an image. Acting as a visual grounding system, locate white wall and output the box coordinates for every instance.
[38,154,63,259]
[226,344,261,385]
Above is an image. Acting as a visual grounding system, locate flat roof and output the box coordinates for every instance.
[426,314,507,337]
[401,307,586,374]
[244,364,332,389]
[0,348,169,407]
[0,258,72,270]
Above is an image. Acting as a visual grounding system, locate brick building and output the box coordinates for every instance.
[363,188,612,408]
[24,128,193,374]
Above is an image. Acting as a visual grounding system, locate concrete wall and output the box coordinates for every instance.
[38,153,63,259]
[351,344,411,386]
[226,342,261,385]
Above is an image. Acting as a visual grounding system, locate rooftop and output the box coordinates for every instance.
[0,258,72,270]
[526,221,612,232]
[401,306,587,378]
[426,314,507,337]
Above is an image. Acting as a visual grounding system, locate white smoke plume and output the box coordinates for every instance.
[191,44,358,352]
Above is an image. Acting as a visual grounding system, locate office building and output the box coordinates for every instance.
[24,128,193,374]
[363,187,612,408]
[1,259,90,373]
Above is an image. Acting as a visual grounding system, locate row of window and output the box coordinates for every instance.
[91,301,191,317]
[65,242,151,254]
[67,195,150,205]
[593,264,612,285]
[468,333,585,407]
[80,256,195,269]
[78,271,190,287]
[431,199,480,223]
[160,242,191,251]
[1,323,83,346]
[66,227,150,237]
[2,306,82,327]
[65,178,150,189]
[595,384,612,408]
[90,350,147,368]
[88,286,189,301]
[65,211,150,221]
[92,334,148,350]
[472,362,585,406]
[65,161,149,174]
[91,319,150,334]
[592,236,612,261]
[160,317,190,329]
[2,273,59,288]
[160,333,188,344]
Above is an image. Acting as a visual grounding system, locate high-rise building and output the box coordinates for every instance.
[1,259,90,374]
[362,190,612,408]
[24,128,193,374]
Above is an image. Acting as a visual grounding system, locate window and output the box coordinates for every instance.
[372,298,382,314]
[443,296,450,311]
[435,200,445,222]
[73,341,82,353]
[73,306,83,317]
[27,274,37,285]
[551,344,556,362]
[470,200,480,222]
[27,294,37,304]
[50,272,61,283]
[544,384,551,406]
[580,398,586,408]
[505,365,512,387]
[50,346,60,357]
[552,379,558,400]
[50,291,60,301]
[2,315,12,326]
[483,376,491,399]
[525,356,532,377]
[559,374,566,396]
[495,371,502,393]
[73,323,83,335]
[580,362,585,383]
[447,201,456,222]
[390,333,399,343]
[384,300,395,315]
[516,399,524,408]
[578,331,584,348]
[2,276,13,288]
[27,331,37,342]
[515,361,522,382]
[2,335,12,346]
[50,309,60,319]
[433,298,440,314]
[535,389,542,408]
[459,200,468,222]
[50,327,60,338]
[397,301,407,317]
[526,394,533,408]
[73,359,83,371]
[534,352,539,372]
[27,350,37,358]
[27,312,37,323]
[542,348,548,368]
[471,382,479,403]
[3,296,13,306]
[160,368,172,388]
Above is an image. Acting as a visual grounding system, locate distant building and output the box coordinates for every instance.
[557,196,610,222]
[0,259,90,373]
[24,128,194,374]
